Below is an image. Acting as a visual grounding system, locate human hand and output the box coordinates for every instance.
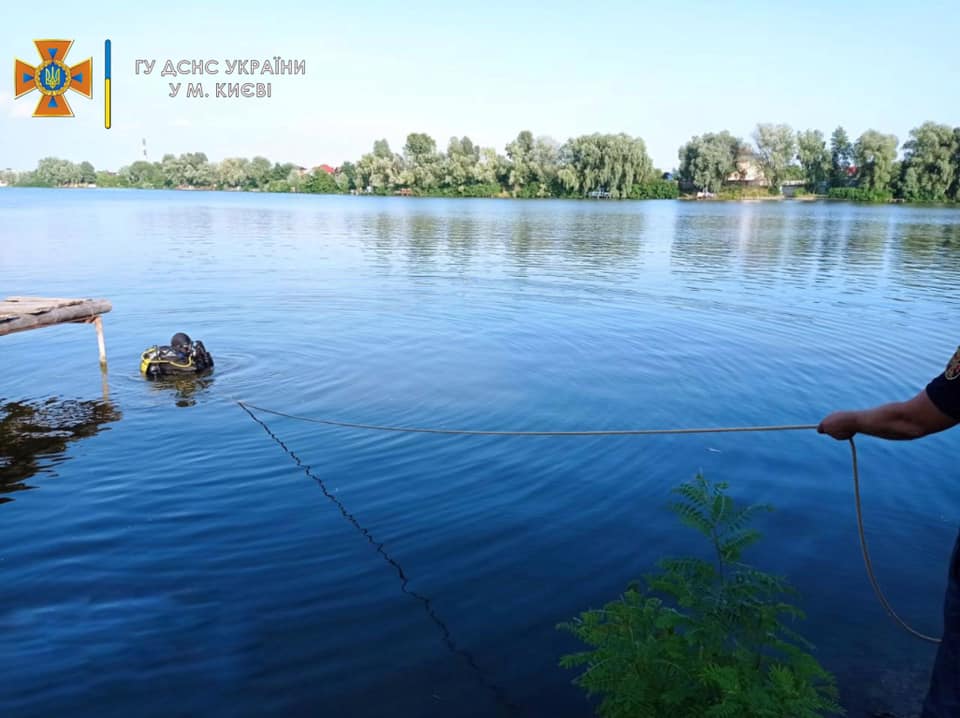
[817,411,858,440]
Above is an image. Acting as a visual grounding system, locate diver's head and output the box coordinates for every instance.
[171,332,192,353]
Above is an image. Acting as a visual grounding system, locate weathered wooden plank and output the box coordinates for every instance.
[5,297,84,302]
[1,297,86,314]
[5,296,85,303]
[0,298,112,337]
[2,304,61,315]
[1,297,98,310]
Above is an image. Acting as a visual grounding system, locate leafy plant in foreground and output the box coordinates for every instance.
[558,474,843,718]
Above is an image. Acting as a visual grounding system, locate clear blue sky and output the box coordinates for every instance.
[2,0,957,172]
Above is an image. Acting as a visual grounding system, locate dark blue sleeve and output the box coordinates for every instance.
[925,347,960,421]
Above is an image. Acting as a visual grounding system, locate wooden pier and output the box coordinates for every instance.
[0,296,112,367]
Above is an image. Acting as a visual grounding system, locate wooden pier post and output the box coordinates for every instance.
[94,315,107,367]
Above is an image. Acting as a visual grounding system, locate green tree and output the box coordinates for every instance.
[505,130,536,195]
[246,156,272,189]
[827,187,892,202]
[160,153,210,188]
[33,157,80,187]
[338,161,357,191]
[78,161,96,184]
[830,126,854,187]
[333,169,350,192]
[796,130,830,191]
[217,157,249,189]
[403,132,437,161]
[900,122,958,202]
[286,168,305,192]
[303,168,338,194]
[753,123,796,191]
[629,179,680,199]
[264,179,291,193]
[952,128,960,201]
[559,474,842,718]
[119,160,161,188]
[559,133,653,199]
[677,131,740,193]
[164,152,214,188]
[441,136,483,192]
[94,170,125,188]
[269,162,296,182]
[528,136,561,197]
[402,132,440,190]
[356,139,402,193]
[475,147,508,187]
[854,130,898,192]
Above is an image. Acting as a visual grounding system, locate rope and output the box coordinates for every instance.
[236,401,521,713]
[236,400,941,645]
[847,438,940,643]
[236,402,818,436]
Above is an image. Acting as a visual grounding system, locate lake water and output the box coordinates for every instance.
[2,189,959,717]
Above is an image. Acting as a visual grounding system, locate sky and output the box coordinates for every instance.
[1,0,958,173]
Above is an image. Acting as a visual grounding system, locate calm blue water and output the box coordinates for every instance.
[2,189,959,716]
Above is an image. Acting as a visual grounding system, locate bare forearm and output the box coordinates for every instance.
[820,389,958,441]
[844,402,926,440]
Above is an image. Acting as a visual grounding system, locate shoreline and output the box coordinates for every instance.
[3,185,957,206]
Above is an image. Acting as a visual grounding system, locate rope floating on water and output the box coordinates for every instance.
[236,400,941,645]
[236,402,818,436]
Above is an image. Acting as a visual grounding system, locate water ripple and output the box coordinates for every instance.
[1,191,959,717]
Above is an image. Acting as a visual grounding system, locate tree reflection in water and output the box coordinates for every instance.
[0,397,121,503]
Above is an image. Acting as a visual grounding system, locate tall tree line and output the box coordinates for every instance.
[8,120,960,202]
[678,120,960,201]
[351,130,666,199]
[6,130,673,199]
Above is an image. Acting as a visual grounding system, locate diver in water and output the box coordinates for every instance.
[170,333,194,360]
[140,332,214,378]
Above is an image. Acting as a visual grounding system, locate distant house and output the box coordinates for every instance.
[726,150,767,186]
[313,164,337,175]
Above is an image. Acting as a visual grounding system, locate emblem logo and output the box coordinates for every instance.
[14,40,92,117]
[946,347,960,381]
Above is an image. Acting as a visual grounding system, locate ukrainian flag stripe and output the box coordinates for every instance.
[104,39,111,129]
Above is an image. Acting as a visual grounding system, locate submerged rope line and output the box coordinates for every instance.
[236,400,941,645]
[236,401,521,714]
